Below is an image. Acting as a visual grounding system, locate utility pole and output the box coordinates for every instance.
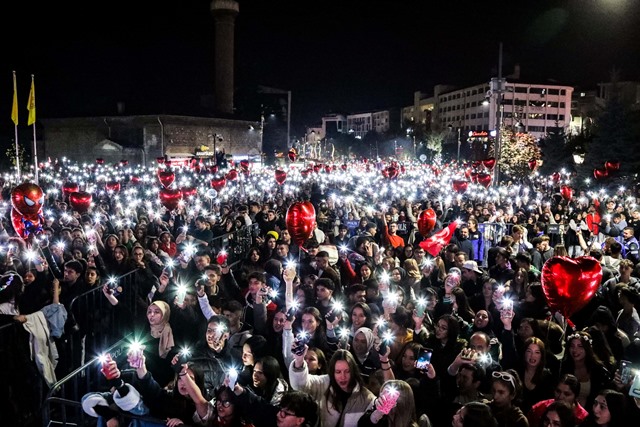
[491,42,505,186]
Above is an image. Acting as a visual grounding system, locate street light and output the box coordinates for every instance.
[212,133,223,166]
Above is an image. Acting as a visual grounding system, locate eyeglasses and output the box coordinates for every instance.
[278,408,297,418]
[216,399,232,408]
[492,371,516,390]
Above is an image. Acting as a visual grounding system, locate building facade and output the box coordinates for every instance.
[39,115,262,166]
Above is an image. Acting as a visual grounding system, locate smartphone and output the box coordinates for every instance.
[621,360,633,384]
[415,348,433,370]
[325,310,337,323]
[286,306,296,322]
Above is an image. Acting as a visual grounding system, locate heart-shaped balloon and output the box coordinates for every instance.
[158,188,182,211]
[157,170,176,188]
[552,172,561,182]
[226,169,238,181]
[288,149,297,162]
[301,169,311,178]
[560,185,573,201]
[417,209,437,237]
[69,191,93,214]
[477,173,492,188]
[593,168,609,180]
[12,183,45,217]
[209,165,219,174]
[313,164,322,173]
[96,158,105,165]
[604,160,620,172]
[482,158,496,170]
[120,160,129,166]
[324,165,332,174]
[240,160,250,171]
[130,175,141,185]
[105,181,121,193]
[541,256,602,318]
[181,187,197,198]
[341,164,347,171]
[452,180,468,194]
[528,159,537,171]
[275,169,287,185]
[210,177,226,192]
[62,182,80,198]
[419,222,458,257]
[383,166,398,179]
[286,201,316,246]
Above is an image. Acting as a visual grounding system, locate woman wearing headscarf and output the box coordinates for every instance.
[350,327,382,381]
[143,300,178,387]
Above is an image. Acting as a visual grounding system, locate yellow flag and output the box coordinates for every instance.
[27,75,36,126]
[11,71,18,125]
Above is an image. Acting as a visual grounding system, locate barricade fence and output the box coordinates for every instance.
[0,224,258,427]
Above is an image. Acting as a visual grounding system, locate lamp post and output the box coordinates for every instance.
[491,42,505,186]
[457,128,462,161]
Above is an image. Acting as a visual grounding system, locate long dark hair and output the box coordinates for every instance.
[326,350,365,412]
[254,356,283,402]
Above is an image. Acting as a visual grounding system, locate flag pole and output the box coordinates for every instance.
[11,71,20,180]
[27,74,38,184]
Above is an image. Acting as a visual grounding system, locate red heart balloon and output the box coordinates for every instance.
[210,177,226,192]
[541,256,602,318]
[301,168,311,178]
[482,158,496,170]
[417,209,437,237]
[419,222,458,257]
[105,181,121,193]
[96,158,105,165]
[69,191,93,214]
[383,166,398,179]
[471,161,481,169]
[593,168,609,180]
[288,149,297,162]
[159,188,182,211]
[209,165,219,174]
[157,170,176,188]
[552,172,561,182]
[452,180,468,194]
[324,165,332,174]
[470,172,479,183]
[275,169,287,185]
[181,187,197,198]
[341,164,347,171]
[156,157,165,164]
[286,201,316,246]
[477,173,492,188]
[12,183,45,217]
[240,160,250,171]
[528,159,537,171]
[560,185,573,201]
[130,176,141,184]
[62,182,80,198]
[604,160,620,172]
[120,160,129,166]
[226,169,239,181]
[313,164,321,173]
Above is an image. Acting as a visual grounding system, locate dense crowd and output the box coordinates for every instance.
[2,159,640,427]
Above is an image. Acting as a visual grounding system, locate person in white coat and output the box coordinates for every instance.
[289,347,375,427]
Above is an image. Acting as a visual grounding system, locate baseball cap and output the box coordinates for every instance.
[462,260,483,275]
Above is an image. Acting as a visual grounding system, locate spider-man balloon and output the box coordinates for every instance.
[10,183,45,242]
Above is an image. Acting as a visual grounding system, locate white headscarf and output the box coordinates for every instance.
[354,327,375,363]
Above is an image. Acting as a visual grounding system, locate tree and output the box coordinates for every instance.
[538,126,570,175]
[498,128,542,179]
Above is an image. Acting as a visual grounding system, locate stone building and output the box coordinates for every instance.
[39,114,262,165]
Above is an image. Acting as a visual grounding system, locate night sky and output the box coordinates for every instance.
[1,0,639,139]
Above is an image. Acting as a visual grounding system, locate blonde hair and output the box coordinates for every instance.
[380,380,419,427]
[403,258,421,279]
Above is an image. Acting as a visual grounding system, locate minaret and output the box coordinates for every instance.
[210,0,239,116]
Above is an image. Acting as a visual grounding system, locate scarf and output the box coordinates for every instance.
[149,301,174,358]
[354,327,375,364]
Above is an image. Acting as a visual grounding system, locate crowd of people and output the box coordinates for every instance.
[1,159,640,427]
